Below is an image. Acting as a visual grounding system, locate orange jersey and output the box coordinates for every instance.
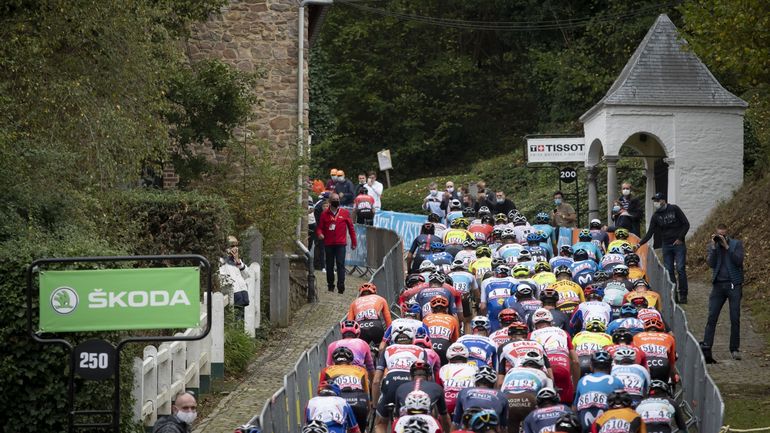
[623,291,661,311]
[592,407,646,433]
[633,331,676,379]
[347,294,392,327]
[423,313,460,343]
[319,364,370,393]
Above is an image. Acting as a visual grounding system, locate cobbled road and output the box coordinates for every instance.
[193,271,366,433]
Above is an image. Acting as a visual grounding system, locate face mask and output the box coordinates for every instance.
[176,411,197,425]
[622,189,631,196]
[446,187,454,193]
[430,189,438,196]
[612,205,621,212]
[653,201,662,210]
[359,180,365,185]
[338,176,345,181]
[330,200,340,207]
[554,198,562,206]
[497,199,504,204]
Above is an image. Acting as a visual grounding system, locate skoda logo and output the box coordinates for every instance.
[51,287,78,315]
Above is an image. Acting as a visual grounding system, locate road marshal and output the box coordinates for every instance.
[40,267,200,332]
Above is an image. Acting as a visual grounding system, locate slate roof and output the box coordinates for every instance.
[581,14,747,120]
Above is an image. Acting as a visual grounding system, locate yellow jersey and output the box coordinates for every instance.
[443,229,473,246]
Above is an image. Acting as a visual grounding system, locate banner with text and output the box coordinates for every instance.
[527,137,586,163]
[40,267,200,332]
[373,210,427,251]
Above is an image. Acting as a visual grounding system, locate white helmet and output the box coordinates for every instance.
[402,417,431,433]
[521,350,545,368]
[392,324,416,343]
[532,308,553,325]
[404,390,432,414]
[471,316,491,331]
[446,343,470,361]
[419,260,437,273]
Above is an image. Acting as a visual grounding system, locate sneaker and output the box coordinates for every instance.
[731,351,742,360]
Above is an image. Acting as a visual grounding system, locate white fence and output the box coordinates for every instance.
[132,263,260,428]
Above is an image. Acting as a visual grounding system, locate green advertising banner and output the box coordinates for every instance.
[39,267,200,332]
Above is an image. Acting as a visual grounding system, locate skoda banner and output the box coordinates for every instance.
[527,136,586,163]
[40,267,200,332]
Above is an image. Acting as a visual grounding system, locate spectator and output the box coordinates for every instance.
[365,171,384,210]
[312,192,330,271]
[219,236,253,320]
[460,186,476,210]
[152,391,197,433]
[439,180,461,211]
[551,191,577,228]
[636,192,690,304]
[423,182,446,219]
[490,190,516,216]
[614,182,642,235]
[476,180,495,204]
[326,168,338,191]
[334,170,356,206]
[702,223,744,362]
[316,192,357,294]
[353,187,375,225]
[610,200,633,232]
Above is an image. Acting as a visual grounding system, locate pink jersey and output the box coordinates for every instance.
[437,363,478,414]
[423,347,442,373]
[530,326,573,370]
[327,338,374,372]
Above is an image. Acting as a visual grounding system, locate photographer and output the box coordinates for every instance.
[702,224,744,362]
[220,236,253,319]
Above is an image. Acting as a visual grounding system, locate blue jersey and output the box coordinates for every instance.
[573,373,625,432]
[550,256,574,270]
[538,241,554,257]
[522,404,573,433]
[611,364,651,403]
[481,278,516,331]
[415,287,457,316]
[532,224,556,245]
[572,241,603,262]
[525,245,551,261]
[453,387,509,427]
[457,335,498,369]
[426,251,454,267]
[589,229,610,251]
[570,259,598,288]
[607,317,644,336]
[448,271,476,298]
[500,367,550,394]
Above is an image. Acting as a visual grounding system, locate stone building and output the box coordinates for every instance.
[581,14,747,232]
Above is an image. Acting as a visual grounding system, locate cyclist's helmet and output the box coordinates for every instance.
[585,318,607,333]
[531,308,553,325]
[512,264,531,278]
[317,381,341,396]
[403,390,432,415]
[612,265,629,277]
[644,317,666,332]
[463,207,476,217]
[476,245,492,258]
[402,300,422,318]
[406,274,425,288]
[446,342,470,361]
[481,215,494,225]
[409,360,432,377]
[491,257,505,268]
[413,327,432,348]
[469,410,500,432]
[461,407,485,430]
[608,246,624,254]
[478,206,491,217]
[590,219,602,229]
[611,327,634,344]
[573,248,589,261]
[526,233,541,244]
[607,390,633,408]
[402,417,430,433]
[591,350,612,368]
[340,320,361,338]
[462,239,476,249]
[583,285,604,300]
[512,214,528,226]
[632,279,650,290]
[332,346,355,364]
[450,199,462,210]
[507,210,519,221]
[536,387,560,406]
[498,309,519,326]
[428,213,441,223]
[451,259,467,271]
[419,260,437,273]
[450,218,463,229]
[494,213,508,223]
[358,282,377,295]
[392,324,416,343]
[649,379,671,396]
[621,243,634,255]
[540,287,559,304]
[491,227,504,240]
[535,212,550,224]
[420,222,435,235]
[578,229,592,241]
[521,350,545,368]
[515,283,534,298]
[430,241,445,252]
[615,228,630,240]
[559,245,573,256]
[471,316,491,332]
[501,228,516,240]
[455,217,470,229]
[629,294,649,309]
[474,365,497,386]
[429,295,450,309]
[428,271,446,284]
[495,265,511,278]
[554,413,580,433]
[517,250,532,261]
[614,346,637,364]
[619,303,638,318]
[554,265,572,277]
[534,262,551,273]
[303,420,329,433]
[593,269,611,282]
[625,253,641,266]
[507,321,529,336]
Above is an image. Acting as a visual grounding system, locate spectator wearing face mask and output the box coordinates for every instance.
[613,182,642,236]
[334,170,356,207]
[439,181,462,212]
[490,190,516,215]
[152,391,197,433]
[551,191,577,228]
[317,192,357,293]
[423,182,446,219]
[327,168,339,191]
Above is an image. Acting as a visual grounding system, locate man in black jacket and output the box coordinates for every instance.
[490,190,517,216]
[152,392,197,433]
[636,193,690,303]
[702,223,745,361]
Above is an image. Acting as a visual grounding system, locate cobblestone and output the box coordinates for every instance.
[193,271,365,433]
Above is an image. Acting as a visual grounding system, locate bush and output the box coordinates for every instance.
[223,309,258,375]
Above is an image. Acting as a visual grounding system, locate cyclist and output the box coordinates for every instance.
[551,245,575,270]
[446,200,465,227]
[512,283,543,319]
[591,391,646,433]
[633,318,677,383]
[306,382,361,433]
[609,265,634,291]
[457,316,499,369]
[607,228,632,253]
[512,214,534,245]
[571,249,599,289]
[422,295,461,363]
[347,283,392,346]
[437,343,478,415]
[572,229,603,262]
[392,390,442,433]
[501,350,554,433]
[303,420,331,433]
[532,262,557,288]
[534,288,570,332]
[610,348,651,407]
[391,362,451,433]
[600,247,626,271]
[590,270,611,291]
[489,309,523,346]
[573,350,624,433]
[480,265,517,331]
[549,266,585,316]
[469,410,501,433]
[603,277,630,320]
[606,327,647,367]
[569,285,612,334]
[408,223,440,273]
[497,321,553,379]
[415,272,462,320]
[588,219,610,253]
[632,297,666,330]
[522,387,574,433]
[468,215,495,243]
[533,212,556,249]
[525,232,551,261]
[448,260,477,333]
[554,413,582,433]
[572,319,614,377]
[426,242,454,273]
[455,240,479,266]
[444,217,474,257]
[429,213,448,240]
[327,320,375,376]
[320,347,371,429]
[517,250,538,275]
[623,281,661,312]
[635,380,686,433]
[606,304,644,337]
[496,228,525,265]
[469,245,494,285]
[412,327,442,373]
[381,302,430,351]
[418,261,439,283]
[624,254,647,283]
[530,308,580,404]
[453,367,509,431]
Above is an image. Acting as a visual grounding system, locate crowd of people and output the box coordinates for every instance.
[301,200,690,433]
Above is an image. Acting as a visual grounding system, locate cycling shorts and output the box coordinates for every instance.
[552,365,575,404]
[358,321,385,346]
[376,371,411,418]
[341,390,369,429]
[506,392,536,433]
[462,295,472,318]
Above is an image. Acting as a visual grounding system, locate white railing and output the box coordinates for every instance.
[132,263,260,428]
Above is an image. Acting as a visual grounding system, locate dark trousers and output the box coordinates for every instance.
[325,244,347,292]
[703,282,742,352]
[309,225,325,270]
[662,243,688,297]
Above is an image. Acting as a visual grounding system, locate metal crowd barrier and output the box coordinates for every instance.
[646,248,724,433]
[243,227,402,433]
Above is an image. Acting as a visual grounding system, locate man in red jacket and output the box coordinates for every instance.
[317,192,357,294]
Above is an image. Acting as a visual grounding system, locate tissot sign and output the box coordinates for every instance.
[40,267,200,332]
[527,137,586,163]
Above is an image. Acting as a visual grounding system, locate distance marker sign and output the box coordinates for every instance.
[74,339,116,380]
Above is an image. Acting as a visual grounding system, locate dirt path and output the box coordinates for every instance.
[193,271,366,433]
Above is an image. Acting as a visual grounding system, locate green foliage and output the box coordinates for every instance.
[223,309,258,375]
